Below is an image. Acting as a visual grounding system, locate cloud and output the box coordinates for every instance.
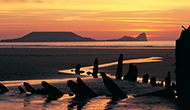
[0,0,44,3]
[34,0,43,3]
[0,0,28,2]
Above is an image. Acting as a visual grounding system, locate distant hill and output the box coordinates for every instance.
[107,33,148,41]
[0,32,148,42]
[0,32,95,42]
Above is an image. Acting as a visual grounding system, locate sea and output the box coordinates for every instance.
[0,41,175,49]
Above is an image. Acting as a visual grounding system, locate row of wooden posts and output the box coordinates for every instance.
[75,54,173,88]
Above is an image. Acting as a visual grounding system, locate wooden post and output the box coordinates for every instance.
[92,58,98,78]
[116,54,123,80]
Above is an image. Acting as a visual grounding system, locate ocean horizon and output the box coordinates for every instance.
[0,41,175,49]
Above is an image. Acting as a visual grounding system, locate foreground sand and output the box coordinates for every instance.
[0,48,175,81]
[0,77,181,110]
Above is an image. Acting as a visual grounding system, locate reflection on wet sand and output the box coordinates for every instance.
[68,98,88,110]
[82,95,134,110]
[105,98,125,110]
[82,96,111,110]
[59,57,163,84]
[0,57,163,87]
[0,77,91,87]
[59,57,163,74]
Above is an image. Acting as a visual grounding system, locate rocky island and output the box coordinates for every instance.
[0,32,148,42]
[0,32,95,42]
[108,33,147,41]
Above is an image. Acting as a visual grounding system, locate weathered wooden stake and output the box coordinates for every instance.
[116,54,123,80]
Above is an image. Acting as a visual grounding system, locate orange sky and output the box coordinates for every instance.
[0,0,190,40]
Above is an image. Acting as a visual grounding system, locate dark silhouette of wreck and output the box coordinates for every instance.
[142,73,149,83]
[67,77,97,99]
[116,54,123,80]
[75,63,81,74]
[41,81,63,101]
[165,72,171,88]
[135,88,175,98]
[18,86,26,93]
[101,72,127,99]
[123,63,138,81]
[0,83,9,94]
[150,77,157,86]
[175,26,190,99]
[23,82,37,94]
[23,81,63,102]
[92,58,99,78]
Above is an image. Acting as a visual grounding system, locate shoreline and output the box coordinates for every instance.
[0,41,175,49]
[0,47,175,49]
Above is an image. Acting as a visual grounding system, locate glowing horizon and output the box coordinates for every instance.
[0,0,190,40]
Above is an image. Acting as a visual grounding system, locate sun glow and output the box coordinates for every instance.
[0,0,190,40]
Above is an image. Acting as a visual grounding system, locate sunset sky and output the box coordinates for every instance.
[0,0,190,40]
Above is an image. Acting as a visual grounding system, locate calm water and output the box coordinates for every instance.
[0,41,175,49]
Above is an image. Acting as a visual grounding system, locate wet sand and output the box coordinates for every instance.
[0,48,180,110]
[0,48,175,81]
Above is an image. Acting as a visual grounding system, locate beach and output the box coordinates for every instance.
[0,47,181,109]
[0,48,175,81]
